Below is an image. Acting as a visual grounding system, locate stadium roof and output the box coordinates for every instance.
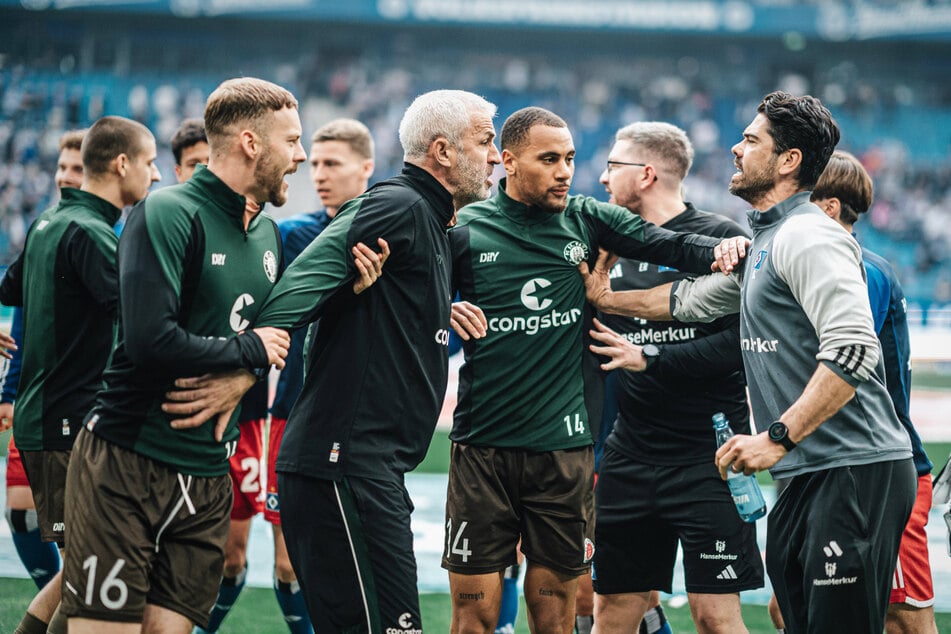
[7,0,951,41]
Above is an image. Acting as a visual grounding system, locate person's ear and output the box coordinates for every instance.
[501,148,517,176]
[238,129,259,160]
[115,153,129,178]
[778,148,802,177]
[432,137,453,168]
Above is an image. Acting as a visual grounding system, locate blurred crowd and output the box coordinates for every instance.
[1,14,950,309]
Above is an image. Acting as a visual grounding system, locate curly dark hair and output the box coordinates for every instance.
[758,91,840,189]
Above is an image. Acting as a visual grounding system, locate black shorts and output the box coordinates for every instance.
[20,448,70,545]
[441,443,595,577]
[766,459,916,634]
[278,472,422,634]
[60,430,232,626]
[593,448,763,595]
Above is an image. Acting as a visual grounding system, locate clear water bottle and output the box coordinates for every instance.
[713,412,767,523]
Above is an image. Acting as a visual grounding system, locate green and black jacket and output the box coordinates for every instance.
[87,165,275,476]
[255,163,454,483]
[0,188,120,451]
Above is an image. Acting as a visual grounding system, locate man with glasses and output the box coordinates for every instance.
[589,122,760,634]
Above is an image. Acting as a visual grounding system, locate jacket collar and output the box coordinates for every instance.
[401,163,454,226]
[59,187,122,226]
[189,164,262,229]
[747,191,813,229]
[491,178,559,225]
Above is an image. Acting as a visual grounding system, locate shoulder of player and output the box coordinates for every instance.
[363,177,429,210]
[776,208,851,246]
[861,248,903,296]
[453,196,503,228]
[771,210,860,274]
[675,206,749,238]
[860,247,894,279]
[566,194,616,217]
[141,183,204,221]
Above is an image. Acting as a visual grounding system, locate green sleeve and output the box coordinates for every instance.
[254,203,354,329]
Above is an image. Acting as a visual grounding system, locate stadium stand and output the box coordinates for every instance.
[1,2,950,313]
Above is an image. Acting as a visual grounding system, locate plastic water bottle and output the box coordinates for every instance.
[713,412,767,523]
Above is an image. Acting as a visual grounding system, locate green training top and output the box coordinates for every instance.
[449,180,719,451]
[87,165,274,476]
[0,189,120,451]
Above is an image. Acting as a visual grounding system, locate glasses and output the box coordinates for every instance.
[606,160,647,173]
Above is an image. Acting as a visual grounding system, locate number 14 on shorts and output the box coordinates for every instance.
[446,519,473,563]
[564,413,585,437]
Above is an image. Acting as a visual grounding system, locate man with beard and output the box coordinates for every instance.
[443,107,746,634]
[164,117,276,634]
[579,92,916,634]
[205,89,501,633]
[59,77,295,634]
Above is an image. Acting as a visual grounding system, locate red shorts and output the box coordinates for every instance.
[5,433,30,487]
[890,474,935,607]
[264,417,286,525]
[229,418,265,521]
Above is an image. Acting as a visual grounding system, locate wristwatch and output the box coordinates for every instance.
[768,421,797,451]
[641,344,660,369]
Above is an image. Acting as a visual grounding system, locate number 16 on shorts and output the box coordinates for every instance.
[78,555,129,610]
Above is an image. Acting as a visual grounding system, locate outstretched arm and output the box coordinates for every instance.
[164,240,385,432]
[577,249,676,321]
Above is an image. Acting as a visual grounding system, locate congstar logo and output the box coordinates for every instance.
[488,277,581,336]
[230,293,255,332]
[520,278,552,311]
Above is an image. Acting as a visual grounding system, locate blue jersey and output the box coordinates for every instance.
[0,307,23,403]
[269,210,333,419]
[862,246,932,476]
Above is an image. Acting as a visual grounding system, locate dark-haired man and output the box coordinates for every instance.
[443,106,744,634]
[581,92,916,634]
[171,118,210,182]
[60,78,295,634]
[54,129,86,194]
[0,116,160,634]
[3,128,87,600]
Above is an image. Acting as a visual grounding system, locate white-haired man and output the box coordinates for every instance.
[245,89,501,632]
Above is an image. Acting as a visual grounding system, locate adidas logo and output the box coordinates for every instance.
[822,540,843,557]
[717,565,738,580]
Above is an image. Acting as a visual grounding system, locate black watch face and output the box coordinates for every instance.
[769,422,787,441]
